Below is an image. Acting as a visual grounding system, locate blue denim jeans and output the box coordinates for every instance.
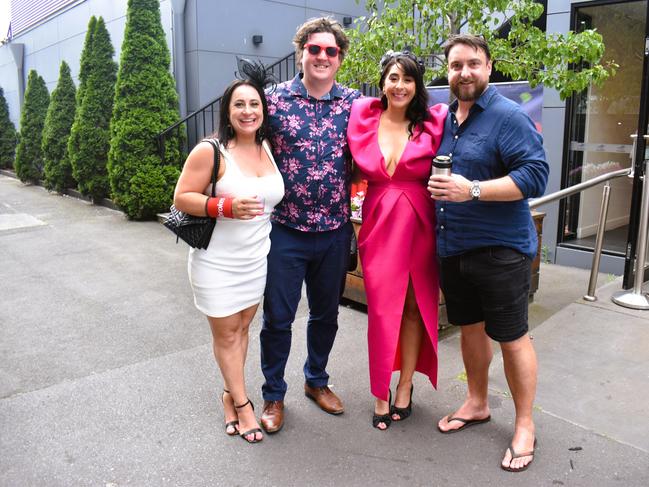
[260,221,352,401]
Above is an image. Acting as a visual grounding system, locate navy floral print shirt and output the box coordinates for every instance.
[266,74,361,232]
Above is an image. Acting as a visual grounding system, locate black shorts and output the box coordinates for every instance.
[439,246,532,342]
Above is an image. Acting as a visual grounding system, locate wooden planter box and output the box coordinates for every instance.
[342,211,546,307]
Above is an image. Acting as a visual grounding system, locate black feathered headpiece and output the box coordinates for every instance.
[236,57,276,93]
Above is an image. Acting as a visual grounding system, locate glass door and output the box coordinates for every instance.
[623,0,649,288]
[560,0,648,258]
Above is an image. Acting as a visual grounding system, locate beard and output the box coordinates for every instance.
[450,77,488,102]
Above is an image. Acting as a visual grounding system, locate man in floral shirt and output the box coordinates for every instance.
[259,17,361,434]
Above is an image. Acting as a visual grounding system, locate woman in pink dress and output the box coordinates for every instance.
[347,51,447,430]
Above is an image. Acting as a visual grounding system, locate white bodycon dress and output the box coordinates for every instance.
[188,140,284,317]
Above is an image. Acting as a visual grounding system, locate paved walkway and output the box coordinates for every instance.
[1,174,648,486]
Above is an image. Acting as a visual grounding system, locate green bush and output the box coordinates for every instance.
[14,70,49,183]
[67,16,95,180]
[108,0,183,219]
[42,61,77,192]
[68,17,117,201]
[0,86,18,169]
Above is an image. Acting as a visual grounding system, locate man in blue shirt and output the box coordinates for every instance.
[428,35,548,472]
[259,17,361,434]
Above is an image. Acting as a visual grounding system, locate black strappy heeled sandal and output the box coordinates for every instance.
[222,389,239,436]
[372,390,392,431]
[390,384,413,421]
[235,399,263,444]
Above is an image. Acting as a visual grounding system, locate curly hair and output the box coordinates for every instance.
[293,17,350,71]
[379,52,429,138]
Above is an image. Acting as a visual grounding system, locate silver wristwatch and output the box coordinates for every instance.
[470,180,481,201]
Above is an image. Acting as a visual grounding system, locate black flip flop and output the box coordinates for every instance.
[501,439,537,472]
[437,414,491,434]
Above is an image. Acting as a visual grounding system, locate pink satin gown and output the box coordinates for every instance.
[347,97,448,401]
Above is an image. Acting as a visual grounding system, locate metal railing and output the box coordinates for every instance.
[529,167,631,301]
[156,52,383,165]
[156,51,299,165]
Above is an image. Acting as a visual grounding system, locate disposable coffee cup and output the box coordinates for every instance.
[432,155,452,176]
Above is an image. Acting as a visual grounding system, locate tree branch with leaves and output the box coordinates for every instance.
[338,0,616,99]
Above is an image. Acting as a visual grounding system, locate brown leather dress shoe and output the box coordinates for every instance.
[304,384,344,415]
[260,400,284,433]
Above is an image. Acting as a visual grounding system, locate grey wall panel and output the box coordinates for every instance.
[0,44,21,127]
[194,0,304,57]
[547,0,572,15]
[184,0,198,53]
[538,106,567,258]
[185,49,200,112]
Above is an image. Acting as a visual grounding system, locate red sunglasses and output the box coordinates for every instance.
[304,43,340,57]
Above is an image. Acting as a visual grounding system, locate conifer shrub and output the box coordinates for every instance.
[42,61,77,192]
[68,17,117,201]
[0,86,18,169]
[108,0,183,219]
[67,16,95,181]
[14,70,49,183]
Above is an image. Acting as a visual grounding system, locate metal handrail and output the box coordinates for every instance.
[529,168,631,209]
[528,166,634,301]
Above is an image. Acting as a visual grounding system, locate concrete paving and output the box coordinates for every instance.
[1,174,648,486]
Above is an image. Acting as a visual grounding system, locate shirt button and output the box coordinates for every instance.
[441,225,445,230]
[449,153,453,156]
[454,135,458,139]
[440,207,444,212]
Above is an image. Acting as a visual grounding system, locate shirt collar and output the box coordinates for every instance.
[289,73,343,100]
[449,84,497,113]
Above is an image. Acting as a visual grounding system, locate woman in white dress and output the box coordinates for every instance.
[173,61,284,444]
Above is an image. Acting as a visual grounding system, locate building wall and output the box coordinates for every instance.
[0,0,174,128]
[0,0,366,128]
[184,0,367,112]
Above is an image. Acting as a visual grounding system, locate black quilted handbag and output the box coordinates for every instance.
[164,139,220,249]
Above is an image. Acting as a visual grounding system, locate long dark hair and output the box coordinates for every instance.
[379,52,429,138]
[217,58,274,147]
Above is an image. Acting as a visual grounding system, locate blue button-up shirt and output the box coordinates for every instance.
[435,85,549,259]
[266,74,361,232]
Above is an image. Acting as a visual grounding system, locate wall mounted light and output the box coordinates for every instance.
[252,35,263,45]
[343,16,352,26]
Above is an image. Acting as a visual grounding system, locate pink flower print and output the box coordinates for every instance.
[296,139,315,153]
[293,182,309,199]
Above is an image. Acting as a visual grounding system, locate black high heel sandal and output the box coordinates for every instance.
[372,390,392,430]
[390,384,413,421]
[234,399,263,444]
[222,389,239,436]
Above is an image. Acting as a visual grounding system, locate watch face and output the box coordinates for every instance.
[471,182,480,199]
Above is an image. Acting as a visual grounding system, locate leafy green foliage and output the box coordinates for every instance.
[42,61,77,192]
[338,0,616,99]
[67,16,95,187]
[108,0,183,220]
[0,86,17,169]
[68,17,117,201]
[14,70,49,183]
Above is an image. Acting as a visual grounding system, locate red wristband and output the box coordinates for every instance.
[222,198,233,218]
[206,197,219,218]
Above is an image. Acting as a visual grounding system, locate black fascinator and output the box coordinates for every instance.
[236,57,276,93]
